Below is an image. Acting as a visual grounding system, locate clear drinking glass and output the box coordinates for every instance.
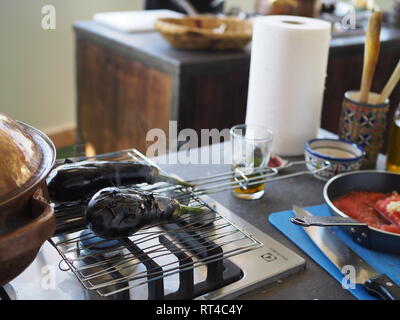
[230,124,274,200]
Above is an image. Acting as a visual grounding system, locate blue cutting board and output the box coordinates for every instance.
[268,204,400,300]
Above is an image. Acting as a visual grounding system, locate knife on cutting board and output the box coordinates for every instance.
[292,205,400,300]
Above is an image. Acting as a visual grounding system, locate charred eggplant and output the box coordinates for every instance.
[86,187,206,239]
[47,160,191,203]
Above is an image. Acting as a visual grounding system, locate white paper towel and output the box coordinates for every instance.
[245,15,331,156]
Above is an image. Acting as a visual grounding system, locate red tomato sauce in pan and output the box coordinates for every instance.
[333,191,400,234]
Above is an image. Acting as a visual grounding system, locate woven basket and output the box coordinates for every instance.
[155,16,253,51]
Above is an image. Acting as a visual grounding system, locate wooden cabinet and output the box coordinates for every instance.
[77,39,173,155]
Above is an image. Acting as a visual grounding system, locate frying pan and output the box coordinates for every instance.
[292,170,400,253]
[323,171,400,253]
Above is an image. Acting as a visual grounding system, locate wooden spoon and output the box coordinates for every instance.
[378,59,400,103]
[359,11,382,104]
[172,0,198,16]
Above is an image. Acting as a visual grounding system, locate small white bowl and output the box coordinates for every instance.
[305,138,366,180]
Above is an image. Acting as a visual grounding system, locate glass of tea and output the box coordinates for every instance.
[230,124,274,200]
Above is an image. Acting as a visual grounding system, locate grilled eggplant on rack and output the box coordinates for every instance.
[86,187,207,239]
[47,160,192,203]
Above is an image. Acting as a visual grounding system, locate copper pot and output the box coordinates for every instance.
[0,114,56,286]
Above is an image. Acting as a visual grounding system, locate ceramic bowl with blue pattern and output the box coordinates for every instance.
[305,138,366,180]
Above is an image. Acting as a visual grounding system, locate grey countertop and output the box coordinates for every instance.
[8,139,387,300]
[153,140,387,300]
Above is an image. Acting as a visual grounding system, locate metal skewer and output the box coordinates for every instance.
[52,154,331,237]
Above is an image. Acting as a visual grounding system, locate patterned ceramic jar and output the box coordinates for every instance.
[305,138,366,180]
[338,91,390,169]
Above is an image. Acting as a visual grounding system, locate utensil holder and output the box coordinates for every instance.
[338,91,390,169]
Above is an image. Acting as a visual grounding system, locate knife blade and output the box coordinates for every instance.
[292,205,400,300]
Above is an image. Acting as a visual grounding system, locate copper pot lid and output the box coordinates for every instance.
[0,113,56,205]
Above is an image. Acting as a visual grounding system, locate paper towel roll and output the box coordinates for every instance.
[245,15,331,156]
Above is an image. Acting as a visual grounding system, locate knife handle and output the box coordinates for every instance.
[364,274,400,300]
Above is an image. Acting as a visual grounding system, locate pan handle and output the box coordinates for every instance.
[290,215,372,248]
[30,191,55,236]
[290,216,368,227]
[0,190,55,262]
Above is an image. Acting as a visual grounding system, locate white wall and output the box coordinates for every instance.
[0,0,143,134]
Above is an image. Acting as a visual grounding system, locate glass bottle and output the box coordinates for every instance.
[386,104,400,173]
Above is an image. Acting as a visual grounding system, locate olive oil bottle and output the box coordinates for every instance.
[386,105,400,173]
